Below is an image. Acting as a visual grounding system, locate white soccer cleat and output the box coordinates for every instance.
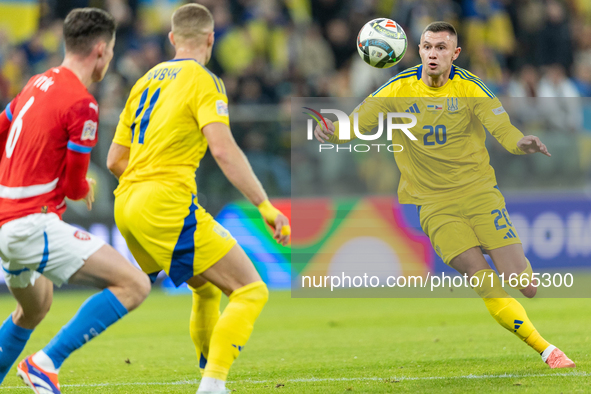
[16,355,61,393]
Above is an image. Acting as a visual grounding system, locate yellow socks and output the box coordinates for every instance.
[203,281,268,381]
[189,282,222,376]
[472,269,550,354]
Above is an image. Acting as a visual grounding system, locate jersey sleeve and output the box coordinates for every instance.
[63,97,97,200]
[192,71,230,129]
[66,97,99,154]
[327,68,416,143]
[473,96,525,155]
[0,95,19,136]
[327,75,404,144]
[458,69,525,156]
[113,84,139,148]
[328,96,391,144]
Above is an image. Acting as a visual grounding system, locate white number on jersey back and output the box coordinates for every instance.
[6,96,35,158]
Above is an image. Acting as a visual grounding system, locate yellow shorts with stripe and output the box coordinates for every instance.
[114,181,236,287]
[418,187,521,265]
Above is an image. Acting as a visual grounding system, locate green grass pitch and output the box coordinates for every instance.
[0,289,589,393]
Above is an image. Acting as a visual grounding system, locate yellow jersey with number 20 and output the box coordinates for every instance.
[113,58,229,196]
[330,64,526,205]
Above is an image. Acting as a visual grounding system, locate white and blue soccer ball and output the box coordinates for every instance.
[357,18,407,69]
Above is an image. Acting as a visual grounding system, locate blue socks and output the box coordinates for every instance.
[0,315,33,383]
[0,289,127,381]
[43,289,128,369]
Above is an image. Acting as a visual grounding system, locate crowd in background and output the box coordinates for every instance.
[0,0,590,215]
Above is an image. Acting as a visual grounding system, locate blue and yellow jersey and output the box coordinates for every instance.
[113,59,229,195]
[329,64,525,205]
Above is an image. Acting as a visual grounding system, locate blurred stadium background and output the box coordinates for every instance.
[0,0,590,289]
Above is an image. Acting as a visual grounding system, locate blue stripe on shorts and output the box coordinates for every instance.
[169,196,199,286]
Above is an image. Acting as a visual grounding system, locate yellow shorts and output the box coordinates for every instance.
[418,187,521,265]
[114,181,236,286]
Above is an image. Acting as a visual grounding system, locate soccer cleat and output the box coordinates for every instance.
[16,355,61,393]
[545,348,575,369]
[196,390,231,394]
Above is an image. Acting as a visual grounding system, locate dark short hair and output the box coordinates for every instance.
[64,8,116,55]
[422,21,458,42]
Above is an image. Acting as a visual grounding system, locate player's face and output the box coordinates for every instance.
[93,36,115,82]
[419,31,460,78]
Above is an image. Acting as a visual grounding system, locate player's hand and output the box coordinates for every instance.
[272,213,291,246]
[257,200,291,246]
[84,178,96,211]
[517,135,551,157]
[314,118,335,143]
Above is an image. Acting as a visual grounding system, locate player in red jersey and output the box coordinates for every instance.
[0,9,150,393]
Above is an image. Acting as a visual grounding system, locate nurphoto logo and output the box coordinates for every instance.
[303,107,418,153]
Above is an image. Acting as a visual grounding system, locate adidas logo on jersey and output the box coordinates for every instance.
[405,103,420,113]
[503,229,517,239]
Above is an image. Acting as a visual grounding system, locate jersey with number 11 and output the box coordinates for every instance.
[0,66,98,226]
[113,59,230,196]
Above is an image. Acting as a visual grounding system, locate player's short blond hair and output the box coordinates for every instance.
[171,3,214,42]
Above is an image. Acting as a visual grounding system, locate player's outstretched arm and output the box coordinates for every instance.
[313,97,386,144]
[474,98,550,157]
[517,135,551,157]
[202,122,290,245]
[106,142,130,179]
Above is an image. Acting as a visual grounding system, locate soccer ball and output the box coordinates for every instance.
[357,18,407,69]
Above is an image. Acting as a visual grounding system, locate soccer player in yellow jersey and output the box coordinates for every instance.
[106,4,290,393]
[315,21,575,369]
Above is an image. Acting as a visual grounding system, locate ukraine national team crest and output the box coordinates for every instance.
[447,98,459,112]
[81,120,97,141]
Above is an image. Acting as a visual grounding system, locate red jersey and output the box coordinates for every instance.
[0,66,98,226]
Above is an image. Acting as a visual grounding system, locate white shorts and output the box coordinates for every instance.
[0,213,104,288]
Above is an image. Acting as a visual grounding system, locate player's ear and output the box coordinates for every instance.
[95,40,107,59]
[452,46,461,61]
[207,31,214,48]
[168,31,175,47]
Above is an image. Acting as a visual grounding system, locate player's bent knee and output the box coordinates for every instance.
[520,284,537,298]
[503,258,533,291]
[230,281,269,313]
[136,272,152,297]
[126,272,151,311]
[189,280,221,299]
[110,265,151,312]
[13,303,50,329]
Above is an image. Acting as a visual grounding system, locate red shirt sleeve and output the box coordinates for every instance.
[63,151,90,200]
[0,98,19,157]
[63,98,99,200]
[66,97,99,153]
